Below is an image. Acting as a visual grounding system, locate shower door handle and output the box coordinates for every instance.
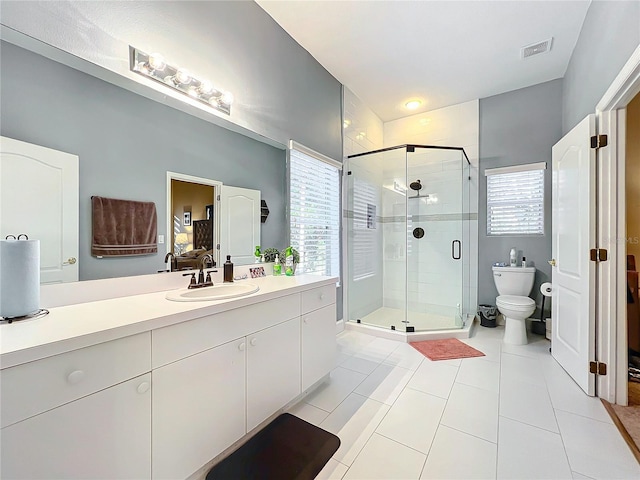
[452,240,461,260]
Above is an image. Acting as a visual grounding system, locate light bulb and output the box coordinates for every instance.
[148,53,165,71]
[198,81,214,95]
[175,69,191,85]
[209,96,220,107]
[405,100,421,110]
[221,91,234,105]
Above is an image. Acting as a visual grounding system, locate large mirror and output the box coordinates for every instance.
[0,35,287,283]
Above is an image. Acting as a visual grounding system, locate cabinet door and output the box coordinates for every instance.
[247,317,301,431]
[0,374,151,480]
[152,338,246,480]
[302,304,337,391]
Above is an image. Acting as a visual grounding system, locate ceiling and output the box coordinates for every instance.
[257,0,591,122]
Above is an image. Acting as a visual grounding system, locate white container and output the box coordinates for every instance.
[509,248,517,267]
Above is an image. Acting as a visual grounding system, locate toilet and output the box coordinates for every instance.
[492,266,536,345]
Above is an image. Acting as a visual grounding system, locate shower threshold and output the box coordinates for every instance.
[346,313,476,342]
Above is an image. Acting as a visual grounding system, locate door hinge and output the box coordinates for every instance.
[589,361,607,376]
[590,134,608,149]
[216,244,220,250]
[590,248,608,262]
[217,194,221,201]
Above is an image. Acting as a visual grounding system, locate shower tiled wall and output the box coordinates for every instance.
[383,100,479,316]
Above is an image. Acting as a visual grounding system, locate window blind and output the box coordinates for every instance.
[486,168,545,235]
[352,177,377,280]
[289,144,341,277]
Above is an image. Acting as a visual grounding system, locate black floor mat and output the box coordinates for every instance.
[206,413,340,480]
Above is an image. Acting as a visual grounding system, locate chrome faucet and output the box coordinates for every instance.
[164,252,177,272]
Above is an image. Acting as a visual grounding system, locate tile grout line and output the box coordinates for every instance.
[539,350,575,474]
[418,354,463,479]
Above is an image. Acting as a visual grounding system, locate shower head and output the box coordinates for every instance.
[409,180,422,191]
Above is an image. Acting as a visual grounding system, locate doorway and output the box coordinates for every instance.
[625,93,640,405]
[166,172,221,270]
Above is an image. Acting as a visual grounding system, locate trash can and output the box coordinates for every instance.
[478,304,497,328]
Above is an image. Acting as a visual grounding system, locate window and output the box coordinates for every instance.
[486,162,546,235]
[289,141,341,277]
[352,177,377,280]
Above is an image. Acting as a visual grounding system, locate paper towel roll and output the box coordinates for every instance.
[0,239,40,318]
[540,282,553,297]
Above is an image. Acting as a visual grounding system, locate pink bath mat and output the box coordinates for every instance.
[410,338,485,361]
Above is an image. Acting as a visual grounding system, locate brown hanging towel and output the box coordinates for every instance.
[91,196,158,257]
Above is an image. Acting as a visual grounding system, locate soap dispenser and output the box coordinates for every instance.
[510,248,517,267]
[273,254,281,276]
[224,255,234,282]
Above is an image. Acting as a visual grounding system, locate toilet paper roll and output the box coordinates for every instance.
[0,239,40,318]
[540,282,553,297]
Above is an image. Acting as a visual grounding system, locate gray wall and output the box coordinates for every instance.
[478,79,563,315]
[0,1,344,161]
[1,41,288,280]
[562,0,640,134]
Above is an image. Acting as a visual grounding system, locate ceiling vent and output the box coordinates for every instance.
[521,38,553,59]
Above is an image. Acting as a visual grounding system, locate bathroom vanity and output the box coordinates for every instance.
[0,275,338,479]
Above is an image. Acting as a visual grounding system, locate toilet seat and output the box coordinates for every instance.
[496,295,535,307]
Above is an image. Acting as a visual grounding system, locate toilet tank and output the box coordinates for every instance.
[492,266,536,296]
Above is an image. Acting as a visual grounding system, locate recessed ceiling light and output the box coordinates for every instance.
[405,100,421,110]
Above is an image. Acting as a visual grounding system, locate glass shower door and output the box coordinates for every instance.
[405,147,465,330]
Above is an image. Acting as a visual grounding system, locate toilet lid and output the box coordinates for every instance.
[497,295,535,307]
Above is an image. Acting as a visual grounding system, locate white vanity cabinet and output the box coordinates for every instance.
[0,334,152,480]
[152,338,247,480]
[0,277,337,480]
[246,316,301,431]
[150,293,303,479]
[301,284,337,391]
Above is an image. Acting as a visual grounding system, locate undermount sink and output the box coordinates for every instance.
[165,282,260,302]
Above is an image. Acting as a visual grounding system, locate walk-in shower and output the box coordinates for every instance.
[345,144,472,335]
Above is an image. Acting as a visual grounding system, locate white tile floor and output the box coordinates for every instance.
[288,324,640,480]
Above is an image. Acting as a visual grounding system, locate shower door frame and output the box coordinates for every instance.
[343,144,471,334]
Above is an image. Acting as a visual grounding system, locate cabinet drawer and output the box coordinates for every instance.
[301,284,336,314]
[0,332,151,428]
[153,293,301,368]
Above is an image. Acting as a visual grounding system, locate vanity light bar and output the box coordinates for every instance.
[129,46,233,116]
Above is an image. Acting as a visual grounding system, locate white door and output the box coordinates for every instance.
[219,185,260,265]
[152,339,246,480]
[551,114,597,395]
[0,137,79,283]
[302,304,336,391]
[246,317,301,431]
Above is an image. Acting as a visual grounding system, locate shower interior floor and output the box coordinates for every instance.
[356,306,461,331]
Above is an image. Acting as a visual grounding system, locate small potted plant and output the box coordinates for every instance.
[262,247,280,263]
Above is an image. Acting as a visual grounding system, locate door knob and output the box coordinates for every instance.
[548,259,556,267]
[63,257,77,265]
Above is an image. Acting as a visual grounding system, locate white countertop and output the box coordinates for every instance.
[0,275,338,369]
